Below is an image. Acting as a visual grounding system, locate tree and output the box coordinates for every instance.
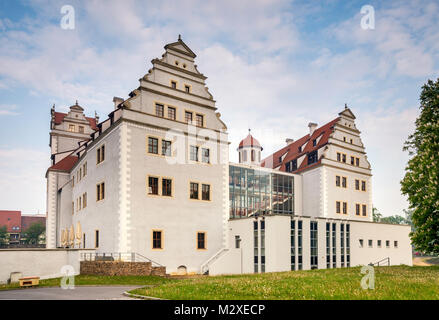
[0,226,8,245]
[372,207,382,222]
[380,215,407,225]
[22,223,45,245]
[401,78,439,254]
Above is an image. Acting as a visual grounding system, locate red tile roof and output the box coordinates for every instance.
[0,210,21,233]
[238,133,262,149]
[261,117,340,173]
[21,215,46,232]
[54,112,97,130]
[48,155,78,172]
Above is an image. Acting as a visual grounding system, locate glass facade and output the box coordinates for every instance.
[229,165,294,219]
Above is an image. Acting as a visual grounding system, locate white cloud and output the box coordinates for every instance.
[0,105,19,116]
[0,148,48,213]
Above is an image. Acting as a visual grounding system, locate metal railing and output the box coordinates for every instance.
[80,252,163,267]
[369,257,390,266]
[200,248,229,274]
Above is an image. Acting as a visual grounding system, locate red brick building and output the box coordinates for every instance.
[0,210,46,245]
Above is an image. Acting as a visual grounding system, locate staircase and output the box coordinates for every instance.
[200,248,229,275]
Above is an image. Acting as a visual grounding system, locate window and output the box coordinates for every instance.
[368,239,373,247]
[242,150,247,162]
[190,145,199,161]
[337,152,341,161]
[342,177,347,188]
[286,162,290,172]
[362,204,367,216]
[196,114,204,127]
[336,176,341,187]
[235,235,241,249]
[97,145,105,164]
[336,201,341,214]
[152,230,162,249]
[254,221,259,273]
[350,138,353,144]
[68,124,75,132]
[356,157,360,166]
[251,150,256,162]
[332,223,336,268]
[291,159,297,171]
[171,81,177,89]
[185,85,190,93]
[83,193,87,208]
[83,162,87,177]
[342,202,347,215]
[202,184,210,201]
[356,204,360,216]
[162,178,172,196]
[83,233,86,249]
[95,230,99,248]
[162,140,171,156]
[394,241,398,248]
[359,239,364,247]
[355,179,360,190]
[298,146,302,153]
[96,182,105,201]
[340,224,345,267]
[351,156,355,165]
[361,180,366,191]
[343,137,346,142]
[291,220,296,270]
[326,223,330,268]
[197,232,206,249]
[313,139,317,146]
[190,182,199,199]
[185,111,193,124]
[78,126,84,133]
[310,221,318,269]
[308,150,318,165]
[386,240,390,248]
[342,154,346,163]
[202,148,210,163]
[148,177,159,195]
[167,107,176,120]
[378,240,382,247]
[148,137,158,154]
[155,103,164,117]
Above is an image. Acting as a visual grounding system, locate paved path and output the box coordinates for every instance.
[0,286,140,300]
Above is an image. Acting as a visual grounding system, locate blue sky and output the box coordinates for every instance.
[0,0,438,216]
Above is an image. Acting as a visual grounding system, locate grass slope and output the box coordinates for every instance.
[130,266,439,300]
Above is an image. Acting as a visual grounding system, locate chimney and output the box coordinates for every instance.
[308,122,318,135]
[285,138,295,145]
[113,96,124,110]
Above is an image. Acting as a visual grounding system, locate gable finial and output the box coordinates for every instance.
[248,128,251,134]
[178,34,181,41]
[345,103,348,109]
[76,100,78,106]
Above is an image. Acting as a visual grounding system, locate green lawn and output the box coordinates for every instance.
[0,274,171,291]
[130,266,439,300]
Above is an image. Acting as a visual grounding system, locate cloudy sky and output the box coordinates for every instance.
[0,0,438,216]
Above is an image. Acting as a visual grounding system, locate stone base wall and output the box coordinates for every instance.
[80,261,166,277]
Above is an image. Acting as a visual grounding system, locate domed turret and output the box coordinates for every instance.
[237,129,263,165]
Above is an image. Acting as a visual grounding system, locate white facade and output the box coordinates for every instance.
[46,37,412,276]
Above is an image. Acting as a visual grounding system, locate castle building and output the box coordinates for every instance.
[45,37,412,275]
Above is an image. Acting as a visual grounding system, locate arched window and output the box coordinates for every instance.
[251,150,255,162]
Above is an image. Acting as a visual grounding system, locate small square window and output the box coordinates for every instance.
[368,239,373,247]
[148,137,158,154]
[394,241,398,248]
[162,178,172,196]
[190,182,199,199]
[202,184,210,201]
[167,107,176,120]
[197,232,206,250]
[190,145,199,161]
[155,104,164,117]
[185,111,193,124]
[162,140,171,156]
[153,231,162,249]
[148,177,159,195]
[359,239,364,248]
[171,81,177,89]
[196,114,204,127]
[185,85,190,93]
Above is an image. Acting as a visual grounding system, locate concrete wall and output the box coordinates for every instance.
[0,249,94,284]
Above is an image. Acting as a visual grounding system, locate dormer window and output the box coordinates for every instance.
[308,150,318,164]
[298,146,302,153]
[313,139,317,147]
